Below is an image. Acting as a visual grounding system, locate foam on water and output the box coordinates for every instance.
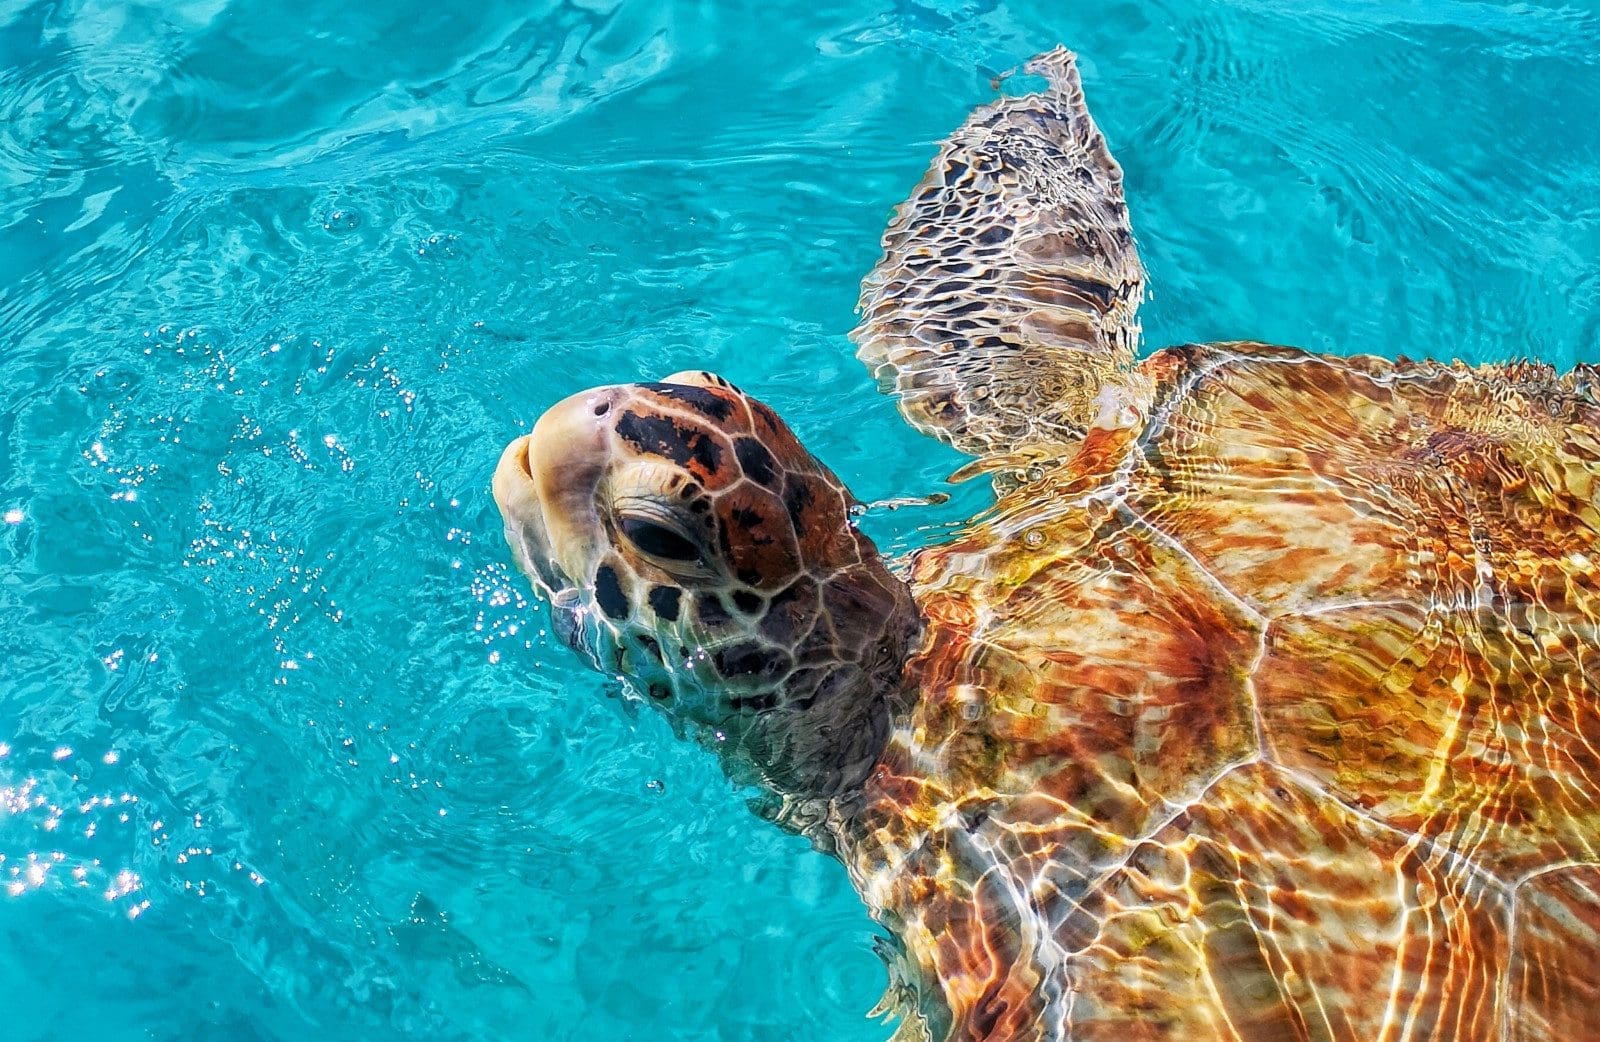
[1,1,1597,1038]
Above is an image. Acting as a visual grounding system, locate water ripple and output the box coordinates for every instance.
[2,1,1598,1039]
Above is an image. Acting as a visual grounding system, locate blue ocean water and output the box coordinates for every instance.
[1,1,1597,1038]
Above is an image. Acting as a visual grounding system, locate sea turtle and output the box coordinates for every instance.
[491,47,1600,1041]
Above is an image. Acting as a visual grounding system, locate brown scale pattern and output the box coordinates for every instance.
[842,350,1600,1040]
[618,377,863,597]
[1055,764,1512,1042]
[833,47,1600,1042]
[1127,345,1600,615]
[1126,344,1600,879]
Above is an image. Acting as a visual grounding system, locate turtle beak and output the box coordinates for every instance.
[492,386,622,610]
[492,434,560,592]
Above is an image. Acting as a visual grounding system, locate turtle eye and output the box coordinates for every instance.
[619,515,700,563]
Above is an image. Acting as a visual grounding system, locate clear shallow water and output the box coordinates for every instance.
[1,0,1598,1038]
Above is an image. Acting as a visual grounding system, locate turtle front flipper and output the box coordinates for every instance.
[852,47,1150,459]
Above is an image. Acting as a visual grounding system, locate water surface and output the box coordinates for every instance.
[2,1,1598,1039]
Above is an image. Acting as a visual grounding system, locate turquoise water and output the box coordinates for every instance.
[2,0,1598,1038]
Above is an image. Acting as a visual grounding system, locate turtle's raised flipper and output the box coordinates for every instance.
[852,47,1150,458]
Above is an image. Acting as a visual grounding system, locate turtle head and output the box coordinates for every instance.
[493,372,920,797]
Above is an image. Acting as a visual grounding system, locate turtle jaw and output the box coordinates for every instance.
[492,387,623,665]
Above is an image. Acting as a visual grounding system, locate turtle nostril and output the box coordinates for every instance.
[593,400,611,417]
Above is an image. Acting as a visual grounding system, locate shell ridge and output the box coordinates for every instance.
[1118,501,1269,626]
[1497,864,1600,1042]
[1269,763,1510,892]
[1500,888,1524,1042]
[1512,859,1600,891]
[1053,753,1264,926]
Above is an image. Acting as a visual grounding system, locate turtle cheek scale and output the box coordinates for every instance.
[569,558,765,729]
[591,549,822,737]
[644,595,795,726]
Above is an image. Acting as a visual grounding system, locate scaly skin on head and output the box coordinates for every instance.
[492,371,922,798]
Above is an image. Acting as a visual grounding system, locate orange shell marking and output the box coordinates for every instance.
[845,344,1600,1041]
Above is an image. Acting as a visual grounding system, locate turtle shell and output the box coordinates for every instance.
[844,343,1600,1041]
